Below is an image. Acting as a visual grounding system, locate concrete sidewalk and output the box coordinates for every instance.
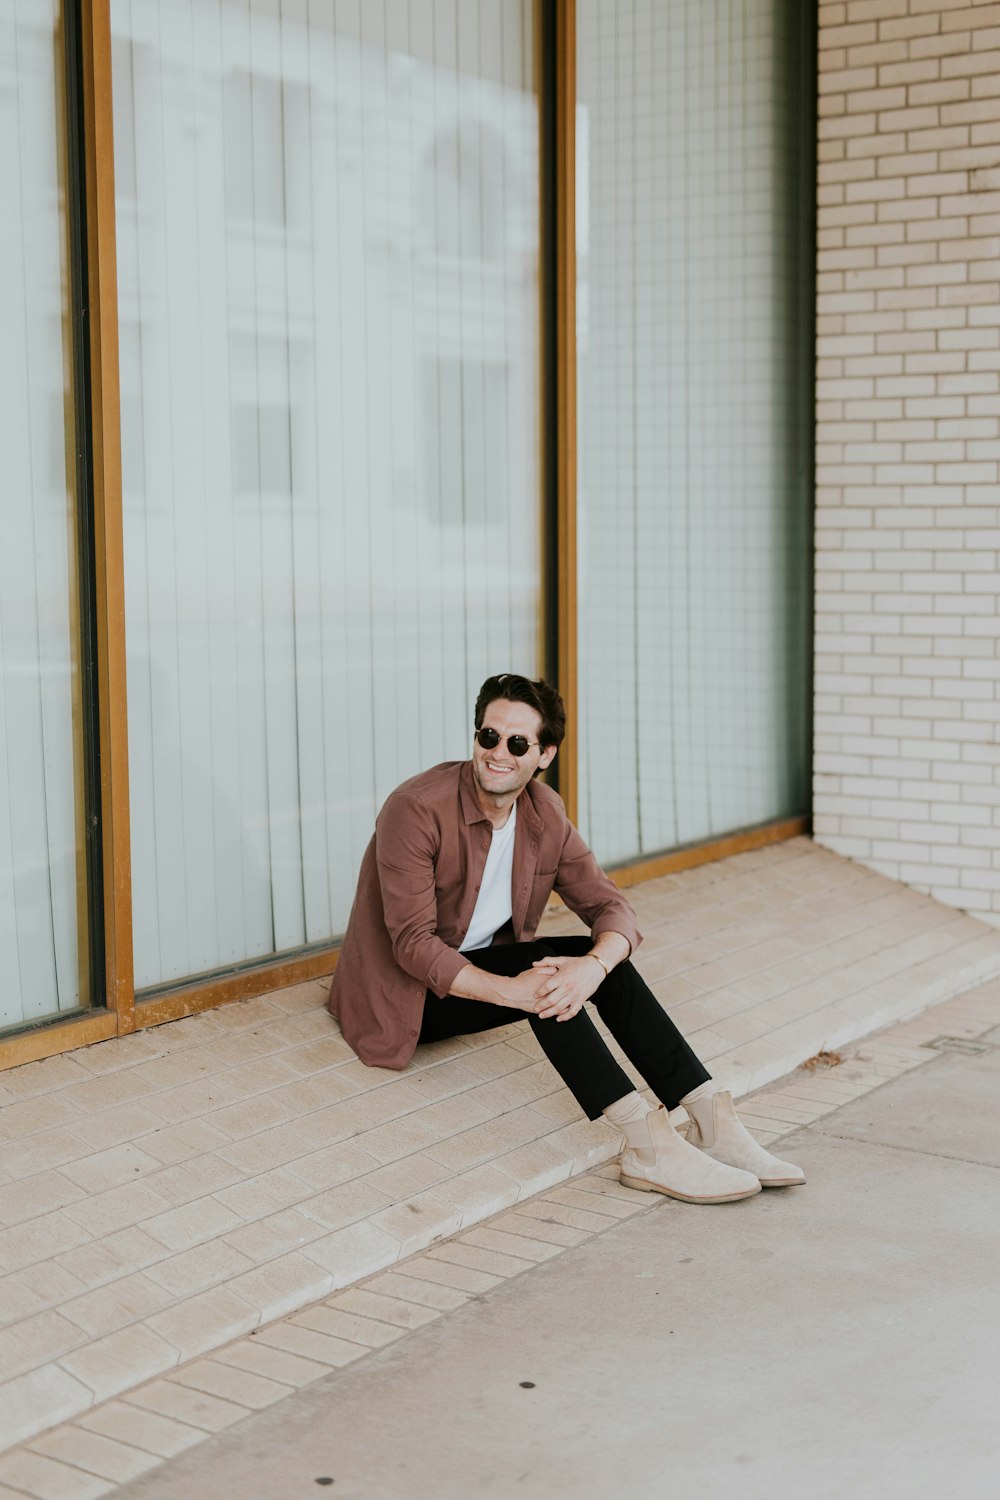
[3,837,1000,1464]
[10,976,1000,1500]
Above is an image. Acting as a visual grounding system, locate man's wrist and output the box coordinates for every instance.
[586,951,610,980]
[590,931,632,970]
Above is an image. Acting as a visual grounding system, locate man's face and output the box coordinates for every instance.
[472,698,557,802]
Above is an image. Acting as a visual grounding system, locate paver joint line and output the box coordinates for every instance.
[2,844,1000,1472]
[7,977,999,1498]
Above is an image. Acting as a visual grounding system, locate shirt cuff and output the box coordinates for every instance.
[591,912,642,955]
[424,946,470,1000]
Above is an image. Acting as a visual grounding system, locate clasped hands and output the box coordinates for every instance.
[506,954,604,1023]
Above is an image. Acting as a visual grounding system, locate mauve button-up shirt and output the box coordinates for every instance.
[327,760,642,1070]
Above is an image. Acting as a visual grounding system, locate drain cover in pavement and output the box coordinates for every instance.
[925,1035,994,1055]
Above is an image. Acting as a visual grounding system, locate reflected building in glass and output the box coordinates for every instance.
[112,0,543,989]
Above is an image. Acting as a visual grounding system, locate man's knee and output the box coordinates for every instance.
[593,958,641,1001]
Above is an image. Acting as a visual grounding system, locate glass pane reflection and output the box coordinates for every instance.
[113,0,542,988]
[0,0,90,1029]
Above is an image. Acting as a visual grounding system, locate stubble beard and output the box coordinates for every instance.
[472,755,528,805]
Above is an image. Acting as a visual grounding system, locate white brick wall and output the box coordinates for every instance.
[814,0,1000,923]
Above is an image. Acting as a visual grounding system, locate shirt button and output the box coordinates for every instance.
[410,1028,418,1037]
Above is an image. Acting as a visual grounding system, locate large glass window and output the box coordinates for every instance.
[111,0,542,989]
[0,0,90,1029]
[576,0,814,864]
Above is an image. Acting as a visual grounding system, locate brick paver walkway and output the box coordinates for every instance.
[2,837,999,1461]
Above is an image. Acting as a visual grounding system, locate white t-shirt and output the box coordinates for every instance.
[460,803,517,953]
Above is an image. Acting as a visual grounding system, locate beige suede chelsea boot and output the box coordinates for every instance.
[618,1104,762,1204]
[683,1090,806,1188]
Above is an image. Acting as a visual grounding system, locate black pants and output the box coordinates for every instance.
[418,935,710,1120]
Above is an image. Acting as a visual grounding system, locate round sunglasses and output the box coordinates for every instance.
[475,726,541,758]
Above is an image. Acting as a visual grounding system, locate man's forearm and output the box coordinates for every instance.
[449,962,535,1009]
[586,931,631,973]
[453,931,630,1004]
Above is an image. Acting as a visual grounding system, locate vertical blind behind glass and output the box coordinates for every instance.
[113,0,541,989]
[0,0,87,1028]
[576,0,813,864]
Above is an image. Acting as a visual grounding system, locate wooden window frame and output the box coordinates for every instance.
[0,0,127,1070]
[1,0,809,1072]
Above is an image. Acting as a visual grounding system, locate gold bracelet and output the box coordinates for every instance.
[587,951,610,980]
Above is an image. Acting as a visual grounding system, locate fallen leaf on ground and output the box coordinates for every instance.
[800,1049,843,1071]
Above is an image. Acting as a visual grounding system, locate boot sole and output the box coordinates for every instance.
[760,1177,806,1188]
[619,1171,762,1205]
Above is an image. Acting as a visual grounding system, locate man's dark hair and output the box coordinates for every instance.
[474,673,566,749]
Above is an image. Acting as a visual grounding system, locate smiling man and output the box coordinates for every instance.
[328,672,803,1204]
